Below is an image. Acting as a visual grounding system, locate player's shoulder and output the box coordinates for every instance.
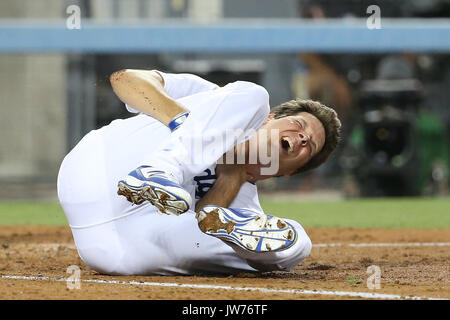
[226,81,269,103]
[230,80,268,93]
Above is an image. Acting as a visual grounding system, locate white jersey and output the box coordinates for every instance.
[125,71,268,212]
[57,71,312,275]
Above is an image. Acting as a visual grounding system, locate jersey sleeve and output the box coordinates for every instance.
[125,70,219,113]
[158,71,220,99]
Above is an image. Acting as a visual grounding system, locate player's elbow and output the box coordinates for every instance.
[300,234,312,260]
[282,219,313,270]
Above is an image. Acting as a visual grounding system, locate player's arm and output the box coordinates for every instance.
[110,69,187,126]
[194,163,249,212]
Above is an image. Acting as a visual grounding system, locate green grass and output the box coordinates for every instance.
[0,198,449,228]
[0,201,68,226]
[260,197,450,229]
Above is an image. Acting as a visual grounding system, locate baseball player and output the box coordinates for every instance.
[57,69,341,275]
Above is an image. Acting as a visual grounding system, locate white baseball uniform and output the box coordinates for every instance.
[57,71,312,275]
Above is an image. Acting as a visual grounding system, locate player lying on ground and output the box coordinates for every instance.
[57,69,341,275]
[112,69,341,247]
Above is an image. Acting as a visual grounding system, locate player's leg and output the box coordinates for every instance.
[60,171,257,275]
[109,210,258,275]
[57,129,128,274]
[57,114,178,274]
[109,207,311,275]
[195,206,312,272]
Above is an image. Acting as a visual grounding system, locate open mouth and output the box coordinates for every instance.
[281,136,294,154]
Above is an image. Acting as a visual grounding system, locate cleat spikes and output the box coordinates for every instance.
[196,206,297,253]
[117,166,192,215]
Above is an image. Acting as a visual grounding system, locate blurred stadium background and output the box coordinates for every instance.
[0,0,449,202]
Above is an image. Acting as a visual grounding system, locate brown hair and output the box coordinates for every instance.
[271,99,342,174]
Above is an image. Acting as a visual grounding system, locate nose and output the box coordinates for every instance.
[299,133,310,146]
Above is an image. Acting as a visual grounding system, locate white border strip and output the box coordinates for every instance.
[2,275,446,300]
[313,242,450,248]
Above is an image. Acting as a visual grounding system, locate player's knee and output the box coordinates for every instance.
[109,69,128,84]
[245,220,312,273]
[286,219,312,263]
[297,231,312,261]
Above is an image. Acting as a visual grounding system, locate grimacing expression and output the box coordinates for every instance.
[248,112,326,180]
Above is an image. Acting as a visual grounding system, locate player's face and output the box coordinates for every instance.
[248,112,326,180]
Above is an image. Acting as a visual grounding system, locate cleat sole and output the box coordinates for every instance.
[196,206,297,253]
[117,181,189,216]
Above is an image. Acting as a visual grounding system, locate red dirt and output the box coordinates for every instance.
[0,226,448,300]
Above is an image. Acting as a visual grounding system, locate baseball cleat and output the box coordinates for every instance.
[117,165,192,215]
[196,206,297,252]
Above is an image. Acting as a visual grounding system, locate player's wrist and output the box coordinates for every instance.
[168,111,190,131]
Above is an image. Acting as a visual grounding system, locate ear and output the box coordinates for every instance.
[263,113,275,125]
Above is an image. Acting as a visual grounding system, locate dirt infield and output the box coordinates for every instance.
[0,226,448,300]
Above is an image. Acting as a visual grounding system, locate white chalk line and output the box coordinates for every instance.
[1,275,447,300]
[16,242,450,250]
[313,242,450,248]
